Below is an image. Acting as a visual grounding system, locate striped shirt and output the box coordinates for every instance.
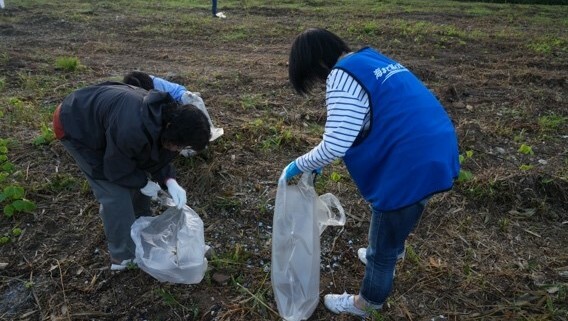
[295,69,370,172]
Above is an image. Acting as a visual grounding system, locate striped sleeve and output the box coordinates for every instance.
[295,69,370,172]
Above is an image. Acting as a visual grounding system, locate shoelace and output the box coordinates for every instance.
[338,293,355,311]
[338,293,369,317]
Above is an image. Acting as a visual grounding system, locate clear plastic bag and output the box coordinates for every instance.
[179,91,224,157]
[271,171,346,321]
[130,198,208,284]
[180,91,224,142]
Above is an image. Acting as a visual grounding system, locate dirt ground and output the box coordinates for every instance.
[0,1,567,321]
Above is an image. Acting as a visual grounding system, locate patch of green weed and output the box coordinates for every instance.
[539,114,566,132]
[33,123,56,146]
[527,37,566,54]
[55,56,81,72]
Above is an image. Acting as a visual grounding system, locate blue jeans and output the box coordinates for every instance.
[212,0,217,16]
[359,199,427,307]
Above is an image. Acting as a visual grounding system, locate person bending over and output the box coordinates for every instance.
[283,28,460,317]
[53,81,211,270]
[123,71,223,150]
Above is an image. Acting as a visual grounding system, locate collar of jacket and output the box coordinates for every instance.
[141,90,174,161]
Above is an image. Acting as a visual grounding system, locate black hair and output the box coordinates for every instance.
[123,71,154,91]
[288,28,351,95]
[161,103,211,152]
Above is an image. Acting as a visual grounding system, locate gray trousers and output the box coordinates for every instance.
[61,140,151,262]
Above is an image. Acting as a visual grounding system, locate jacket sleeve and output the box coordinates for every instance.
[151,161,177,187]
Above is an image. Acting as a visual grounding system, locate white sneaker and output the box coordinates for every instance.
[110,259,135,271]
[324,293,369,318]
[357,248,368,265]
[357,247,406,265]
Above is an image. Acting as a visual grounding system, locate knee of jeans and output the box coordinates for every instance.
[367,251,399,268]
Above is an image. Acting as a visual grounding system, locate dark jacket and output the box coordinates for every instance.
[59,81,178,188]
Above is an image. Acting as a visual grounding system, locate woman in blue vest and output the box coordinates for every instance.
[283,28,460,317]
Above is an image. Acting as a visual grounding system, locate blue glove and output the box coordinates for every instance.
[313,167,322,175]
[284,161,302,181]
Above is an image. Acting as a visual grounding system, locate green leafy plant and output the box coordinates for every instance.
[518,144,534,155]
[33,123,56,146]
[0,236,9,245]
[0,186,37,218]
[458,150,474,182]
[8,97,24,109]
[0,139,37,217]
[404,244,420,265]
[330,171,342,182]
[12,227,22,236]
[55,56,80,72]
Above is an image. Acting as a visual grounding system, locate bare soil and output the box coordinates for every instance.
[0,1,567,321]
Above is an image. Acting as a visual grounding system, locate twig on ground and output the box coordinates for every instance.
[234,282,279,317]
[56,259,71,321]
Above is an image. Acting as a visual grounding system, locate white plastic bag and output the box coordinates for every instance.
[271,171,346,321]
[130,198,208,284]
[181,91,224,142]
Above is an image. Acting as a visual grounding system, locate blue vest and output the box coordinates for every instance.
[336,48,460,211]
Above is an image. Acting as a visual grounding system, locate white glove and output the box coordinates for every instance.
[140,180,161,198]
[165,178,186,209]
[179,148,198,157]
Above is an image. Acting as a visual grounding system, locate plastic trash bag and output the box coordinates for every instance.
[180,91,224,142]
[179,91,224,157]
[271,171,346,321]
[130,198,208,284]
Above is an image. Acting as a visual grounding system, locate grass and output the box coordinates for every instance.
[2,0,567,320]
[539,114,567,132]
[237,117,303,151]
[156,288,200,319]
[54,56,81,72]
[209,243,250,271]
